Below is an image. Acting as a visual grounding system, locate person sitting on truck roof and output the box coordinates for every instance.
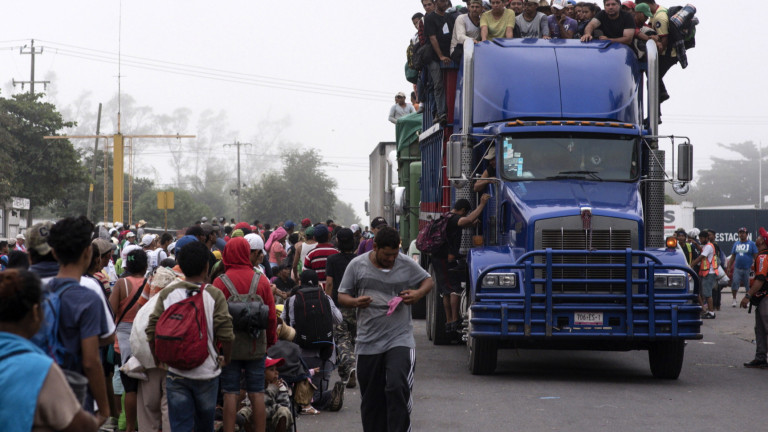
[450,0,482,63]
[473,143,497,193]
[579,0,634,45]
[424,0,455,125]
[433,195,491,339]
[517,0,550,38]
[548,0,578,38]
[481,0,515,41]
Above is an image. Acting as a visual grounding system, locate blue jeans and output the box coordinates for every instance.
[166,372,219,432]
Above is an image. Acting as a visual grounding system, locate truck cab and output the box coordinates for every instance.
[419,38,700,378]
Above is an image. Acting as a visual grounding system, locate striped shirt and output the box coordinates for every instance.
[304,243,339,282]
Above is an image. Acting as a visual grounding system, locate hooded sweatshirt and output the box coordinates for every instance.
[265,227,288,265]
[213,237,277,347]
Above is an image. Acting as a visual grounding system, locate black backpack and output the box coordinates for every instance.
[292,286,334,358]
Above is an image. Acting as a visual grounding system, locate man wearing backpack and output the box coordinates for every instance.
[42,216,112,424]
[432,195,490,337]
[338,227,433,432]
[213,236,277,432]
[635,1,677,104]
[146,240,234,432]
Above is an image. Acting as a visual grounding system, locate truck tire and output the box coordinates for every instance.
[468,335,497,375]
[648,340,685,379]
[427,267,451,345]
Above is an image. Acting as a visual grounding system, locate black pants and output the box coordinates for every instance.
[357,346,415,432]
[658,55,678,98]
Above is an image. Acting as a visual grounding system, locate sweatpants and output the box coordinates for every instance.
[137,368,169,432]
[357,346,415,432]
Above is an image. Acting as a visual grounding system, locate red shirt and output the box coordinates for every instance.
[304,243,339,282]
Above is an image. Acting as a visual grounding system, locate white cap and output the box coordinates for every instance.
[141,234,155,247]
[121,244,142,261]
[16,233,25,240]
[350,224,361,233]
[244,233,265,253]
[552,0,566,9]
[167,241,177,255]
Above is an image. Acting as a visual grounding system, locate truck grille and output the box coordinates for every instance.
[540,229,633,293]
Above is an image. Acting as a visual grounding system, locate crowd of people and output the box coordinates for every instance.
[0,213,433,432]
[400,0,685,125]
[674,226,768,369]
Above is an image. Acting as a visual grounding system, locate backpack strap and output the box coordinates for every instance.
[248,273,261,298]
[0,349,30,363]
[217,274,239,298]
[116,278,147,325]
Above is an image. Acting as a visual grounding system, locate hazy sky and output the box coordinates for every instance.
[2,1,765,221]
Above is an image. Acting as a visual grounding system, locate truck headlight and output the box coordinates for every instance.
[654,274,686,289]
[483,273,516,288]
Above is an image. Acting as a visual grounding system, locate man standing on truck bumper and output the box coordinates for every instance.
[740,227,768,368]
[338,227,433,432]
[433,195,491,336]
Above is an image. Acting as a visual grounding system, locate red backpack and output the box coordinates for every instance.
[155,286,211,370]
[415,212,452,254]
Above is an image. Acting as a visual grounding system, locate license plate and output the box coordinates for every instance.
[574,312,603,325]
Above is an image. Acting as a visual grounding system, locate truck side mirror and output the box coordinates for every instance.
[447,136,463,180]
[677,143,693,182]
[393,187,406,215]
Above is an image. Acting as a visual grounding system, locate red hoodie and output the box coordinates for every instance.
[213,237,277,347]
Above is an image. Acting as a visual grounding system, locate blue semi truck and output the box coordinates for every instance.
[412,38,701,378]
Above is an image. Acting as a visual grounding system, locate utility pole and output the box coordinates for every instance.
[86,103,103,221]
[224,141,251,222]
[12,39,50,94]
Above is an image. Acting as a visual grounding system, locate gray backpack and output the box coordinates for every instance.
[218,272,267,360]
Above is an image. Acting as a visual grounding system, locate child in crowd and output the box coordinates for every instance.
[264,357,293,432]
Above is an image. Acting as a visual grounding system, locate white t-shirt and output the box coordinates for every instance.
[80,276,116,338]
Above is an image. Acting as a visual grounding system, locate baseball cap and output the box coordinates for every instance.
[350,223,361,233]
[301,218,311,228]
[300,269,319,287]
[167,241,177,255]
[244,233,265,253]
[265,357,285,369]
[396,92,406,98]
[234,222,250,230]
[141,234,155,247]
[621,1,635,9]
[313,224,329,240]
[27,222,53,255]
[16,233,25,240]
[525,0,539,4]
[174,235,198,254]
[126,231,136,238]
[371,217,388,229]
[738,227,748,233]
[484,144,496,160]
[284,220,295,230]
[634,2,652,18]
[551,0,566,10]
[674,228,686,235]
[201,216,208,223]
[92,238,115,255]
[760,227,768,243]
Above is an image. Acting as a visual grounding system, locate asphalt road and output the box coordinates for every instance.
[299,297,764,432]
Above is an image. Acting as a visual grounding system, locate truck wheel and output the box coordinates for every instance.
[648,340,685,379]
[468,334,497,375]
[427,267,451,345]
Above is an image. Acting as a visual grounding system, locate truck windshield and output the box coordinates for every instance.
[500,134,638,181]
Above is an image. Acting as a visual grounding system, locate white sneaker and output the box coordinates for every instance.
[733,299,738,307]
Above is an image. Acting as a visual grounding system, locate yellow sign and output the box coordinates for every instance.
[157,191,175,210]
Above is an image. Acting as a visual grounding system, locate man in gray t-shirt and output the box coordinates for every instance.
[338,227,432,432]
[516,0,550,38]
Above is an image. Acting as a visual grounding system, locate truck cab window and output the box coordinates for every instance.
[501,134,638,181]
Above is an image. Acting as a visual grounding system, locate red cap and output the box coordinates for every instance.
[301,218,311,228]
[622,1,635,9]
[265,357,285,369]
[234,222,250,230]
[759,227,768,243]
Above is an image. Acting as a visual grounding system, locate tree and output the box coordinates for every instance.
[132,188,213,230]
[0,93,88,222]
[241,149,337,224]
[687,141,762,208]
[332,201,362,227]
